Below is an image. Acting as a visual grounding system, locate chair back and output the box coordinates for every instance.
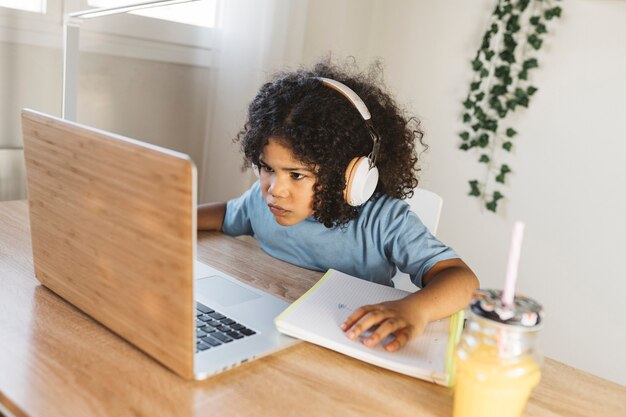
[392,188,443,292]
[405,187,442,235]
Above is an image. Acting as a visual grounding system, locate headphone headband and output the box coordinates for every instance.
[315,77,380,168]
[315,77,371,120]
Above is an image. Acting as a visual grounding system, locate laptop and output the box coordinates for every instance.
[21,109,299,380]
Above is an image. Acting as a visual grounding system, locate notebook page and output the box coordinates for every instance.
[277,270,450,381]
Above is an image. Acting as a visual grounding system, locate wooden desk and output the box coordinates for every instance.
[1,200,624,417]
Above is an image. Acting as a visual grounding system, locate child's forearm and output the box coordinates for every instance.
[407,260,479,324]
[197,202,227,231]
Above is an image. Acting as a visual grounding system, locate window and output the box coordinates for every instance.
[0,0,46,13]
[86,0,216,28]
[0,0,214,67]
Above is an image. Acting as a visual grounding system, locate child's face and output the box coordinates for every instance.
[258,138,317,226]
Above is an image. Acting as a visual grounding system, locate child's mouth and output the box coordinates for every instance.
[268,204,288,216]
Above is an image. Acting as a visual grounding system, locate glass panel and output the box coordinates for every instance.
[0,0,46,13]
[87,0,216,27]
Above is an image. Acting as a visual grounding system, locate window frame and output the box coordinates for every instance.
[0,0,47,14]
[0,0,214,67]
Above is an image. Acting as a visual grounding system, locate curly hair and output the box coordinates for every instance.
[236,59,425,228]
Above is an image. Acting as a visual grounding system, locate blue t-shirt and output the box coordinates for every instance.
[221,181,459,288]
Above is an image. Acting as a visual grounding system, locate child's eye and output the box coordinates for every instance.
[290,172,305,180]
[260,164,273,173]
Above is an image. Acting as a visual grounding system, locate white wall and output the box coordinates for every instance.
[76,51,210,168]
[361,0,626,385]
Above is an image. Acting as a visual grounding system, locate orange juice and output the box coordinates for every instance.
[454,343,540,417]
[453,289,543,417]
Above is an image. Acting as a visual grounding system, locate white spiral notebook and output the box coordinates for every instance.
[275,269,464,386]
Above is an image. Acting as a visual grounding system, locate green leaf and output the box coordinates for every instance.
[515,88,526,99]
[523,58,539,70]
[484,50,495,61]
[527,86,538,96]
[468,180,481,197]
[528,35,543,50]
[518,95,529,107]
[478,133,490,148]
[475,92,485,101]
[493,191,504,201]
[463,99,474,109]
[517,0,530,12]
[480,68,489,78]
[486,201,498,212]
[536,23,548,34]
[495,65,510,78]
[495,174,505,184]
[506,14,520,32]
[504,34,517,49]
[506,128,517,137]
[471,81,481,91]
[545,6,562,20]
[479,154,490,163]
[484,119,498,132]
[472,58,483,71]
[506,99,518,110]
[463,113,471,123]
[519,69,528,80]
[501,164,511,173]
[459,143,470,151]
[489,98,503,112]
[498,109,508,118]
[490,23,498,34]
[490,84,508,96]
[529,16,540,26]
[472,123,481,132]
[499,50,516,64]
[459,131,470,140]
[502,141,513,151]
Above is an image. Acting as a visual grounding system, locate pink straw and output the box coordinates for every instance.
[502,221,525,307]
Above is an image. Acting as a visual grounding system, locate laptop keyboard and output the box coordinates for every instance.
[195,302,256,352]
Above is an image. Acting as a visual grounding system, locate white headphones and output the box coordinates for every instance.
[253,77,381,207]
[316,77,380,206]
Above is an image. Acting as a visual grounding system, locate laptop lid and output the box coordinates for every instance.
[21,109,196,379]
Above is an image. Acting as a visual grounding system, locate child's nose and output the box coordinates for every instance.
[268,175,289,198]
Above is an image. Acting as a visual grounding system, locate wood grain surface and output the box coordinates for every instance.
[21,109,195,379]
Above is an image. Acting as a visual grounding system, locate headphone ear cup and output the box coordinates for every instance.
[344,156,379,206]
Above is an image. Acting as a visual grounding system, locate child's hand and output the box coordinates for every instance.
[340,298,427,352]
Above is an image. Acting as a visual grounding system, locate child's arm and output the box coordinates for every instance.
[197,202,227,231]
[341,258,479,352]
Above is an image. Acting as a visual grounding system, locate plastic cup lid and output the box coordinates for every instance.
[470,289,544,328]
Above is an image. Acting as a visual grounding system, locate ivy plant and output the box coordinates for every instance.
[458,0,562,212]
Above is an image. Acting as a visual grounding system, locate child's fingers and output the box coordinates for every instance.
[360,316,408,348]
[343,308,395,341]
[340,304,379,331]
[383,330,410,352]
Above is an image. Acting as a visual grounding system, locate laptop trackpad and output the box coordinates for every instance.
[197,275,261,307]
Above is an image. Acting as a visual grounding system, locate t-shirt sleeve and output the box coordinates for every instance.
[221,181,260,237]
[383,203,459,288]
